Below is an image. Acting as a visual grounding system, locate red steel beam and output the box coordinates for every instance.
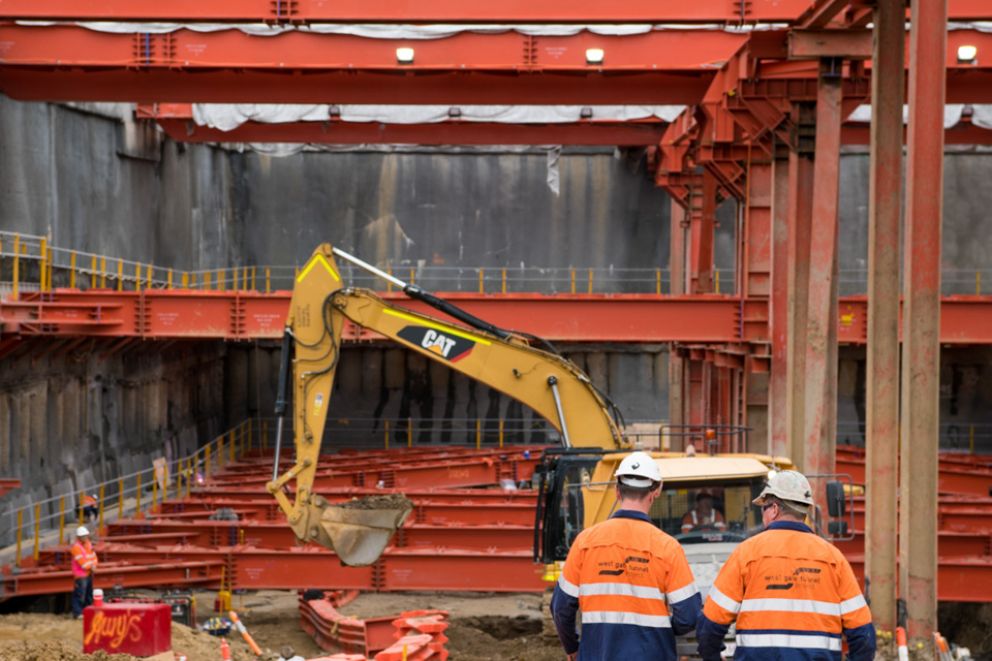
[842,118,992,146]
[3,0,990,24]
[3,560,223,598]
[0,0,815,23]
[4,26,992,104]
[836,530,992,560]
[146,102,992,149]
[86,545,547,593]
[0,26,738,105]
[4,290,992,344]
[104,520,534,552]
[0,290,769,343]
[836,455,992,498]
[0,478,21,497]
[851,501,992,535]
[848,556,992,604]
[796,0,856,29]
[154,116,668,147]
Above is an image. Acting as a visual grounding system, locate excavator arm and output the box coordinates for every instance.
[266,244,627,565]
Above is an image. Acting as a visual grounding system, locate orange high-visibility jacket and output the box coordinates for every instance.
[551,510,701,660]
[697,521,875,661]
[70,540,98,579]
[680,508,726,533]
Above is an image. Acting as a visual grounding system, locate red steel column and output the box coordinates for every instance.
[786,104,816,467]
[743,159,773,451]
[865,0,905,636]
[769,152,791,456]
[669,200,686,429]
[901,0,946,648]
[690,171,717,294]
[803,64,842,496]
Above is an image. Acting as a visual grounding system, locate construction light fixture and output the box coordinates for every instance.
[957,44,978,64]
[585,48,605,65]
[395,47,415,64]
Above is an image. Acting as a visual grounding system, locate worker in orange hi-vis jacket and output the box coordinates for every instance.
[696,470,876,661]
[550,451,701,661]
[680,491,727,534]
[70,525,99,618]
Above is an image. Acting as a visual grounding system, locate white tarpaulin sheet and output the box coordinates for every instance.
[847,104,974,129]
[972,105,992,130]
[17,21,787,38]
[191,104,687,131]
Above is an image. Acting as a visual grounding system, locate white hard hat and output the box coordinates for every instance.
[753,470,814,507]
[615,451,662,488]
[76,525,90,537]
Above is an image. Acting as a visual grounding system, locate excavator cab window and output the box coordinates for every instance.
[535,454,603,562]
[654,479,763,544]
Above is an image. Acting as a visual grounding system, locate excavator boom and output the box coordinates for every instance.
[267,244,626,565]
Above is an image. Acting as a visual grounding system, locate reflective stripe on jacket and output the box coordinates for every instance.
[70,540,98,579]
[551,510,701,660]
[697,521,876,661]
[681,509,726,533]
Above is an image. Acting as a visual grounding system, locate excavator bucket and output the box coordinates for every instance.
[296,494,414,566]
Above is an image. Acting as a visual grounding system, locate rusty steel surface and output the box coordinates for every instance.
[802,69,842,500]
[3,25,992,104]
[2,560,223,598]
[864,0,906,633]
[0,478,21,498]
[846,556,992,604]
[902,0,948,645]
[144,103,992,147]
[3,0,992,23]
[837,454,992,498]
[768,158,790,456]
[3,291,992,349]
[152,115,668,147]
[0,25,739,105]
[0,0,816,23]
[4,445,991,601]
[0,290,769,343]
[689,171,718,294]
[785,144,815,468]
[104,521,533,552]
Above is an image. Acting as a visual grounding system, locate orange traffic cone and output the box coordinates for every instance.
[895,627,909,661]
[220,637,231,661]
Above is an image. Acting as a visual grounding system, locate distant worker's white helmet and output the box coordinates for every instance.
[75,525,90,537]
[753,470,814,507]
[615,451,662,488]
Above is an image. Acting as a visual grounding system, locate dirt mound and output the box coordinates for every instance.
[445,619,562,661]
[0,639,137,661]
[453,614,540,640]
[334,494,412,510]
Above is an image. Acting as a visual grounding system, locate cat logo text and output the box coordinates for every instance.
[397,325,476,362]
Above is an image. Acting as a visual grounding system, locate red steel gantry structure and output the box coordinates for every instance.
[2,0,992,649]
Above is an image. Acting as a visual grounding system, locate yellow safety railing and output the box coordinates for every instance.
[5,418,260,567]
[7,230,992,298]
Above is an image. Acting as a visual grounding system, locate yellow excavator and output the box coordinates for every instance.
[266,244,628,566]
